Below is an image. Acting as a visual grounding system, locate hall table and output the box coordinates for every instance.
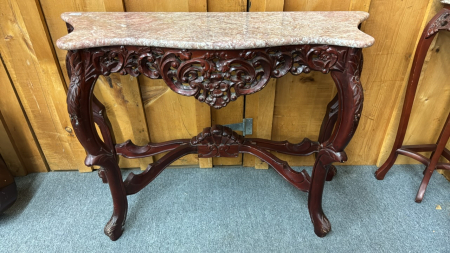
[57,11,374,241]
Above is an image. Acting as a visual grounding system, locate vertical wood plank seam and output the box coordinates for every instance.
[0,42,50,173]
[0,111,26,175]
[7,0,85,170]
[115,0,154,165]
[134,76,155,164]
[33,0,69,91]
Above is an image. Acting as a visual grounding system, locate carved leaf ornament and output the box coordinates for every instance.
[68,45,348,109]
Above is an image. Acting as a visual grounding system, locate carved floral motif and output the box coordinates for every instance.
[69,45,348,109]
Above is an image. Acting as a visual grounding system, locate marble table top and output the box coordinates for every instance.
[442,0,450,4]
[57,12,375,50]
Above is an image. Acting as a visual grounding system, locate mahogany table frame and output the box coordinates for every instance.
[375,5,450,203]
[64,23,364,241]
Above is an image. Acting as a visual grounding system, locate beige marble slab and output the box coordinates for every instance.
[57,12,374,50]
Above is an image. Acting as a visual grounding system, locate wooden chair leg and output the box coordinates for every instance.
[416,166,435,203]
[415,111,450,202]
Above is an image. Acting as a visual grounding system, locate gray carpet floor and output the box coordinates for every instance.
[0,165,449,253]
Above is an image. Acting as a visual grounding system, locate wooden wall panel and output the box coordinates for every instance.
[349,0,372,12]
[271,0,433,166]
[92,75,153,170]
[40,0,154,170]
[0,0,88,171]
[1,0,448,173]
[0,56,48,174]
[0,111,26,176]
[377,0,450,170]
[284,0,352,11]
[125,0,189,11]
[271,0,355,166]
[356,0,433,166]
[405,32,450,167]
[207,0,246,12]
[124,0,209,167]
[243,80,277,169]
[347,0,433,165]
[251,0,284,11]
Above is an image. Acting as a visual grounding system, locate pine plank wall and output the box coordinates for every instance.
[0,0,449,181]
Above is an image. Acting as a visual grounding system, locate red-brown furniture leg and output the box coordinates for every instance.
[415,111,450,202]
[67,50,127,241]
[318,94,339,181]
[375,7,450,180]
[309,47,364,237]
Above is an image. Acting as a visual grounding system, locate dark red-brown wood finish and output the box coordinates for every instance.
[65,21,364,240]
[375,5,450,203]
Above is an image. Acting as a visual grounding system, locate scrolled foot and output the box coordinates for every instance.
[325,165,337,181]
[312,213,331,237]
[104,215,125,241]
[308,154,333,238]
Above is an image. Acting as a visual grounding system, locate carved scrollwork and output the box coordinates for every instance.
[71,45,349,109]
[290,45,347,75]
[426,11,450,38]
[347,48,364,124]
[67,51,86,125]
[67,49,109,128]
[268,45,347,77]
[324,47,364,152]
[191,125,244,158]
[159,50,274,108]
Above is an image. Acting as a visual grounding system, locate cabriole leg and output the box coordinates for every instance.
[308,153,331,237]
[67,50,127,241]
[92,96,117,183]
[318,94,339,181]
[308,48,364,237]
[86,154,128,240]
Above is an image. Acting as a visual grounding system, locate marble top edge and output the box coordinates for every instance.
[442,0,450,4]
[57,11,375,50]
